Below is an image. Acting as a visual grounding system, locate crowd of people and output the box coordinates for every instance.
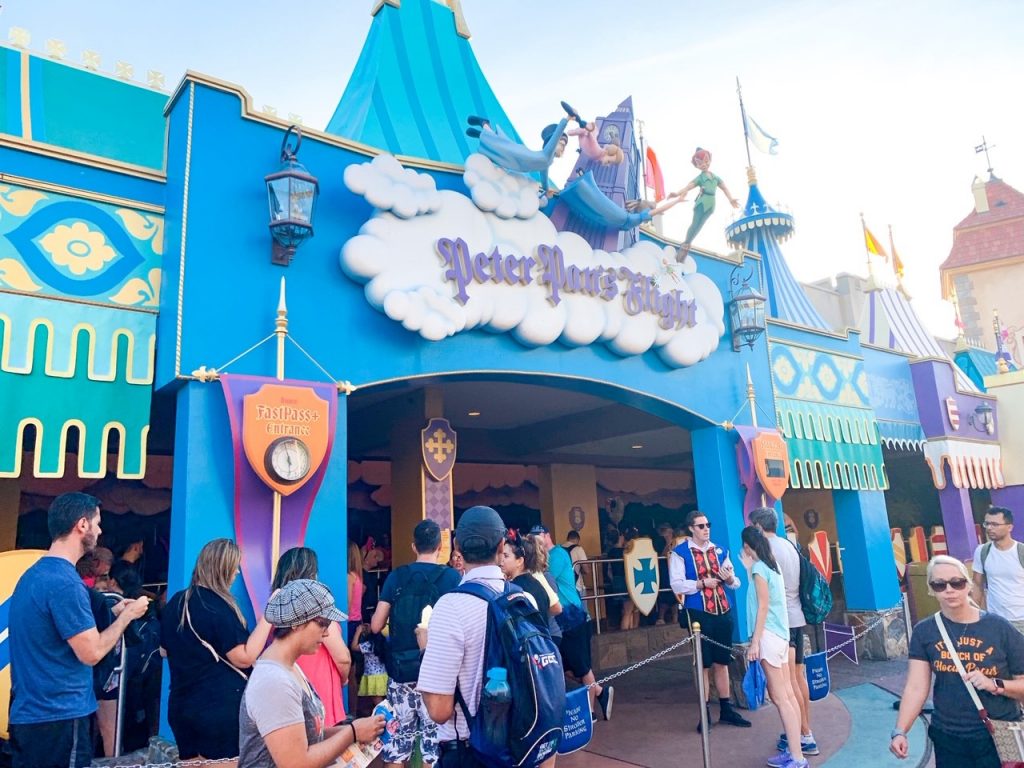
[13,490,1024,768]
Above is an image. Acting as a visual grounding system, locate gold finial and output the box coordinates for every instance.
[747,166,757,186]
[82,50,101,70]
[147,70,165,89]
[746,364,759,429]
[287,113,304,126]
[45,39,66,59]
[997,358,1010,374]
[338,381,357,395]
[275,278,288,381]
[115,61,134,80]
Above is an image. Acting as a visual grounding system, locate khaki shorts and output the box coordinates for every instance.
[759,630,790,668]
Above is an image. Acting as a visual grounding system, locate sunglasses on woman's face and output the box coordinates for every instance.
[929,577,969,592]
[313,617,332,629]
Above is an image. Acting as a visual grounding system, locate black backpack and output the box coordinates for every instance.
[384,565,448,683]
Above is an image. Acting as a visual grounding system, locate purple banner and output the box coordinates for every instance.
[220,374,338,615]
[824,622,858,664]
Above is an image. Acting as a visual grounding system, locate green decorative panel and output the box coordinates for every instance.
[0,293,153,478]
[777,399,888,491]
[0,183,159,479]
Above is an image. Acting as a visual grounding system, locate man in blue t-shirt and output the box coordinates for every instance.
[370,519,460,767]
[10,492,150,768]
[530,524,613,722]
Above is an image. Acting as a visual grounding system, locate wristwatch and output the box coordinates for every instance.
[995,678,1006,694]
[890,728,907,740]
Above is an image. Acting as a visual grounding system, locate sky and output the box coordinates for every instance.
[3,0,1021,339]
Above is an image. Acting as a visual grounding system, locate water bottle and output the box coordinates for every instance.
[481,667,512,746]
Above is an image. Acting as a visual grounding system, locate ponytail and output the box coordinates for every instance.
[741,525,779,573]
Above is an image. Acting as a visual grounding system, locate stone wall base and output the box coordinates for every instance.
[846,609,908,661]
[592,622,691,673]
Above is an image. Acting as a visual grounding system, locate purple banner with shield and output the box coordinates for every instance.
[220,373,338,614]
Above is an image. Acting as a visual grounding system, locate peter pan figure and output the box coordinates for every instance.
[669,147,739,262]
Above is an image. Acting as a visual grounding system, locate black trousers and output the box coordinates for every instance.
[11,716,93,768]
[929,724,1000,768]
[437,740,485,768]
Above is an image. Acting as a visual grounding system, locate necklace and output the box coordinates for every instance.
[941,609,979,643]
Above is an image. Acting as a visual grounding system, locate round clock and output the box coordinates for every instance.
[264,437,311,484]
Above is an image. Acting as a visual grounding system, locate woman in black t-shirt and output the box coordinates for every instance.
[890,555,1024,767]
[160,539,274,759]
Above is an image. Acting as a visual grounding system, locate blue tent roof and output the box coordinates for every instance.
[327,0,521,164]
[726,181,830,332]
[955,345,1017,391]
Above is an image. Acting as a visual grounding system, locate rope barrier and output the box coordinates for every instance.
[100,605,904,767]
[697,603,906,659]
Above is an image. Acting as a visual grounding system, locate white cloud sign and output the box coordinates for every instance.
[340,153,725,368]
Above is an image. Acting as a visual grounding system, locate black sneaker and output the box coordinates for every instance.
[597,686,614,721]
[719,707,752,728]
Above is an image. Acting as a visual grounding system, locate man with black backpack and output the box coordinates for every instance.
[371,519,460,767]
[419,506,565,768]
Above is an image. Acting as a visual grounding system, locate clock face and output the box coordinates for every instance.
[266,437,311,484]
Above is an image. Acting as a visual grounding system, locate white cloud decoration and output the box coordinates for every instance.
[341,153,725,368]
[462,153,541,220]
[343,154,441,219]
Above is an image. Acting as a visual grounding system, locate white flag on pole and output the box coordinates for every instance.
[745,114,779,155]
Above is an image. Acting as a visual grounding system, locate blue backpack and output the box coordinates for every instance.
[454,581,566,768]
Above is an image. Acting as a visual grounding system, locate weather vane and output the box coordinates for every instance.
[975,136,996,176]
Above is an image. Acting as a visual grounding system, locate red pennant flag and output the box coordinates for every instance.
[644,146,665,202]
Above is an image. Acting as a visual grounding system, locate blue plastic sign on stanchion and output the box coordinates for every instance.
[805,651,831,701]
[557,687,593,755]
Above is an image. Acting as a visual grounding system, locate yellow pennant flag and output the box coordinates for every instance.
[864,226,888,261]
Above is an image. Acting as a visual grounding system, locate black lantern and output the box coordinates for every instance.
[265,125,319,266]
[728,262,766,351]
[969,401,995,435]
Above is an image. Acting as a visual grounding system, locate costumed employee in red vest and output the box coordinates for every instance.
[669,510,752,731]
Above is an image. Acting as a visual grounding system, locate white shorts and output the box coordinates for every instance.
[759,630,790,668]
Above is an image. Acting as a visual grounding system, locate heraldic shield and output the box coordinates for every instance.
[421,418,457,481]
[752,430,790,501]
[624,536,660,616]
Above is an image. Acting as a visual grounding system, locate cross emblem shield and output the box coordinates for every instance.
[624,536,660,616]
[421,418,457,481]
[569,505,586,531]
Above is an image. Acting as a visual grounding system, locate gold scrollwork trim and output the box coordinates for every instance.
[0,134,166,182]
[0,316,156,385]
[174,83,195,378]
[165,71,466,175]
[0,173,164,213]
[0,288,158,315]
[768,336,865,363]
[0,419,149,480]
[766,316,858,342]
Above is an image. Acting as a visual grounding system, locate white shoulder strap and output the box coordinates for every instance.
[933,613,985,713]
[184,592,249,681]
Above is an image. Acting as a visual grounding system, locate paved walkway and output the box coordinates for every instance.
[558,655,932,768]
